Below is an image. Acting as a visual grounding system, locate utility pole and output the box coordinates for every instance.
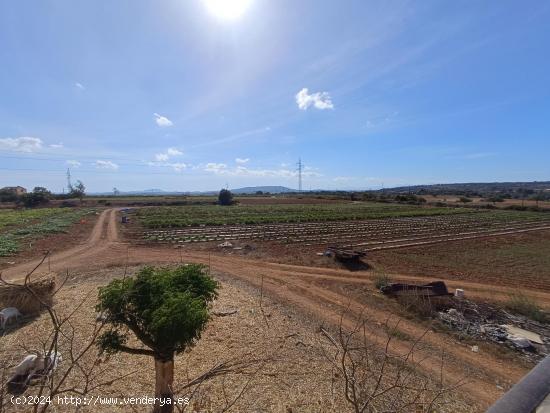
[66,168,72,192]
[296,158,303,192]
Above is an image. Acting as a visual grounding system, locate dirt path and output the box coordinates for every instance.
[3,208,546,410]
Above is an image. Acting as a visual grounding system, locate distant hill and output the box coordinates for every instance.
[89,186,296,196]
[380,181,550,197]
[231,186,295,194]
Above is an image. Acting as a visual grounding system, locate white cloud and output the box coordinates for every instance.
[75,82,85,90]
[94,160,119,170]
[154,147,183,162]
[155,153,170,162]
[203,163,322,179]
[49,143,64,149]
[147,161,187,172]
[170,163,186,172]
[0,136,43,152]
[295,88,334,110]
[204,163,228,173]
[154,113,173,127]
[166,147,183,156]
[66,160,81,168]
[235,158,250,164]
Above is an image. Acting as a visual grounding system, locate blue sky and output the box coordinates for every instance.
[1,0,549,192]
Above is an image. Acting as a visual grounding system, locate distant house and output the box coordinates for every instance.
[0,186,27,195]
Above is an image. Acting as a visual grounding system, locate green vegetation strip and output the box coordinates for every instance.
[136,203,480,228]
[0,208,68,230]
[0,208,96,256]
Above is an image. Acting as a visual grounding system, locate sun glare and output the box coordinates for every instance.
[203,0,252,20]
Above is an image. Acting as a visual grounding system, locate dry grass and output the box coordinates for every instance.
[1,266,477,412]
[506,292,548,323]
[0,274,55,315]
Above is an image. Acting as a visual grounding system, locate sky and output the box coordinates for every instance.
[1,0,549,193]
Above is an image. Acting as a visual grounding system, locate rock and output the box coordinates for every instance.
[213,309,239,317]
[507,334,532,349]
[471,345,479,353]
[218,241,233,248]
[501,325,543,345]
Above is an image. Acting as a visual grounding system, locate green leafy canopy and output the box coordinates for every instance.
[96,264,219,359]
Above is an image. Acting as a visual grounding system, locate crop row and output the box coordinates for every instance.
[0,208,97,256]
[137,212,550,246]
[0,208,71,231]
[136,203,477,228]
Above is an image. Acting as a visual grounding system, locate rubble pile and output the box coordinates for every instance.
[437,298,549,361]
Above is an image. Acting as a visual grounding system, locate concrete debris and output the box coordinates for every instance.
[454,288,465,298]
[507,335,532,349]
[502,325,543,345]
[437,299,550,362]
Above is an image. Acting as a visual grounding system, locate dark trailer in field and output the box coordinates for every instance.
[381,281,453,297]
[327,245,367,262]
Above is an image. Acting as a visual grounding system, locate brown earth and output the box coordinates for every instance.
[4,209,550,411]
[0,211,101,270]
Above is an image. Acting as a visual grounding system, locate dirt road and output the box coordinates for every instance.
[4,208,548,409]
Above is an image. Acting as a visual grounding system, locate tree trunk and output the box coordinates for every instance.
[153,357,174,413]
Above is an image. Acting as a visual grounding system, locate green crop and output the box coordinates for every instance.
[0,208,96,256]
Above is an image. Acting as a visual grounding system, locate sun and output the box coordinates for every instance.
[203,0,253,20]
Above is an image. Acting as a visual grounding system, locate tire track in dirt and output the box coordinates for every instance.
[160,252,523,408]
[2,208,119,280]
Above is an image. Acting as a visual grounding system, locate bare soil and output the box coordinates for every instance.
[0,211,101,270]
[3,209,549,411]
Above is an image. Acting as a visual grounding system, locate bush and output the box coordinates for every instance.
[459,197,472,203]
[506,292,547,323]
[0,190,19,203]
[373,272,391,290]
[397,294,437,319]
[218,188,234,206]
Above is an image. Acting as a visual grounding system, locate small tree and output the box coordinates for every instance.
[218,188,233,206]
[69,180,86,202]
[96,265,218,413]
[19,187,52,207]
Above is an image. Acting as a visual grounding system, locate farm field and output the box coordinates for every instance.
[0,207,97,256]
[135,202,474,227]
[128,204,550,251]
[370,229,550,291]
[3,208,549,412]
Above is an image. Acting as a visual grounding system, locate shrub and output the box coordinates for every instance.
[218,188,234,206]
[506,292,547,323]
[373,271,391,290]
[397,294,436,319]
